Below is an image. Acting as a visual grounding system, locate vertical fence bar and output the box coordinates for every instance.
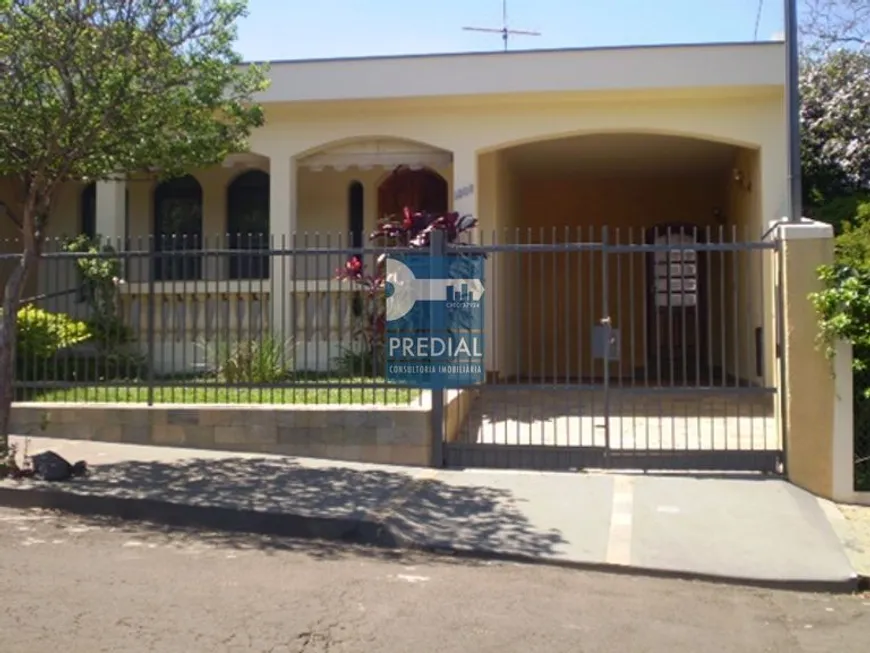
[182,234,190,399]
[614,227,622,451]
[169,236,178,404]
[629,227,638,447]
[551,227,558,389]
[246,231,256,404]
[514,228,522,447]
[588,225,596,441]
[677,227,687,452]
[564,227,571,450]
[303,231,311,401]
[669,234,676,391]
[654,230,662,390]
[718,225,728,388]
[694,228,702,390]
[732,226,740,390]
[654,230,665,452]
[601,227,611,460]
[693,228,702,447]
[218,233,226,405]
[285,233,293,405]
[615,228,622,388]
[430,228,445,467]
[146,236,156,406]
[314,232,322,402]
[537,227,545,446]
[576,227,583,446]
[525,229,534,446]
[775,234,788,473]
[51,238,61,401]
[705,227,714,389]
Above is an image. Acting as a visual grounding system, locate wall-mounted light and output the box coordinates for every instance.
[733,168,752,192]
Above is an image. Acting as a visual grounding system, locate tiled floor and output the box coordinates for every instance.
[457,388,779,451]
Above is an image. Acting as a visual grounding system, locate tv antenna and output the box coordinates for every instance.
[462,0,541,52]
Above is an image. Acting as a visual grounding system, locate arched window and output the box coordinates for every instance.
[153,175,203,281]
[80,182,97,240]
[348,181,364,250]
[226,169,269,279]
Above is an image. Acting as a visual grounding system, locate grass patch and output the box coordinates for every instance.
[30,377,420,405]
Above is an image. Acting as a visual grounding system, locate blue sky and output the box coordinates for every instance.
[234,0,788,62]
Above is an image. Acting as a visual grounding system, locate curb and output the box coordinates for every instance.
[0,484,400,548]
[0,483,861,595]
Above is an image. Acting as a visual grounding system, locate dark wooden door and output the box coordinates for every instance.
[377,168,448,219]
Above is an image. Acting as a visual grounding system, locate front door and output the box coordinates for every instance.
[377,167,448,219]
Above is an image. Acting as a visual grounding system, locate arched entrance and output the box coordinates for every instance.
[377,167,448,219]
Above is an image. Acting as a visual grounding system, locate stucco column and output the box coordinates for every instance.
[268,154,297,344]
[774,218,837,498]
[95,179,126,247]
[451,151,478,225]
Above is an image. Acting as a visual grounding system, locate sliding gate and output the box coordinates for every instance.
[440,225,784,473]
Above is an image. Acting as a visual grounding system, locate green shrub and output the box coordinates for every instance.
[86,314,134,349]
[15,306,91,360]
[811,192,870,234]
[62,235,122,313]
[62,235,132,350]
[811,196,870,491]
[205,335,294,384]
[332,346,383,378]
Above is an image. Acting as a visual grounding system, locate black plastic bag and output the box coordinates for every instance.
[30,450,89,482]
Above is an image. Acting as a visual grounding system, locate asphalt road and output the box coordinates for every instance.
[0,507,868,653]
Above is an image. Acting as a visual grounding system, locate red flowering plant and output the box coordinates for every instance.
[335,206,478,376]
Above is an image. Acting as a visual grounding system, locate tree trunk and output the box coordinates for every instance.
[0,233,38,456]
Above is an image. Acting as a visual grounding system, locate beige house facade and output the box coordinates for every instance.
[2,40,861,500]
[1,41,787,382]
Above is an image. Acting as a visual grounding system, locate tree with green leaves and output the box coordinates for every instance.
[0,0,269,455]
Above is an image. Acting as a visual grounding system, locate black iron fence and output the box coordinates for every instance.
[0,226,779,402]
[0,226,865,478]
[435,225,784,472]
[2,234,426,406]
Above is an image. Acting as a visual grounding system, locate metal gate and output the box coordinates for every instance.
[438,225,784,473]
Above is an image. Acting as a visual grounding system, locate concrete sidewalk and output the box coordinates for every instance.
[0,435,862,592]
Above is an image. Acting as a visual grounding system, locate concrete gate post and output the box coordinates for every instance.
[774,218,843,498]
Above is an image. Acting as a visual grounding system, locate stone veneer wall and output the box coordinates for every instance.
[10,402,434,467]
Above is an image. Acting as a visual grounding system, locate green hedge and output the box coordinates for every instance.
[10,306,146,400]
[811,197,870,491]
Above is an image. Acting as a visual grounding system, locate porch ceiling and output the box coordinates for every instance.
[503,133,740,176]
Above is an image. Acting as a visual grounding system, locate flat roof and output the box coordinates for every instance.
[245,40,783,67]
[251,41,785,105]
